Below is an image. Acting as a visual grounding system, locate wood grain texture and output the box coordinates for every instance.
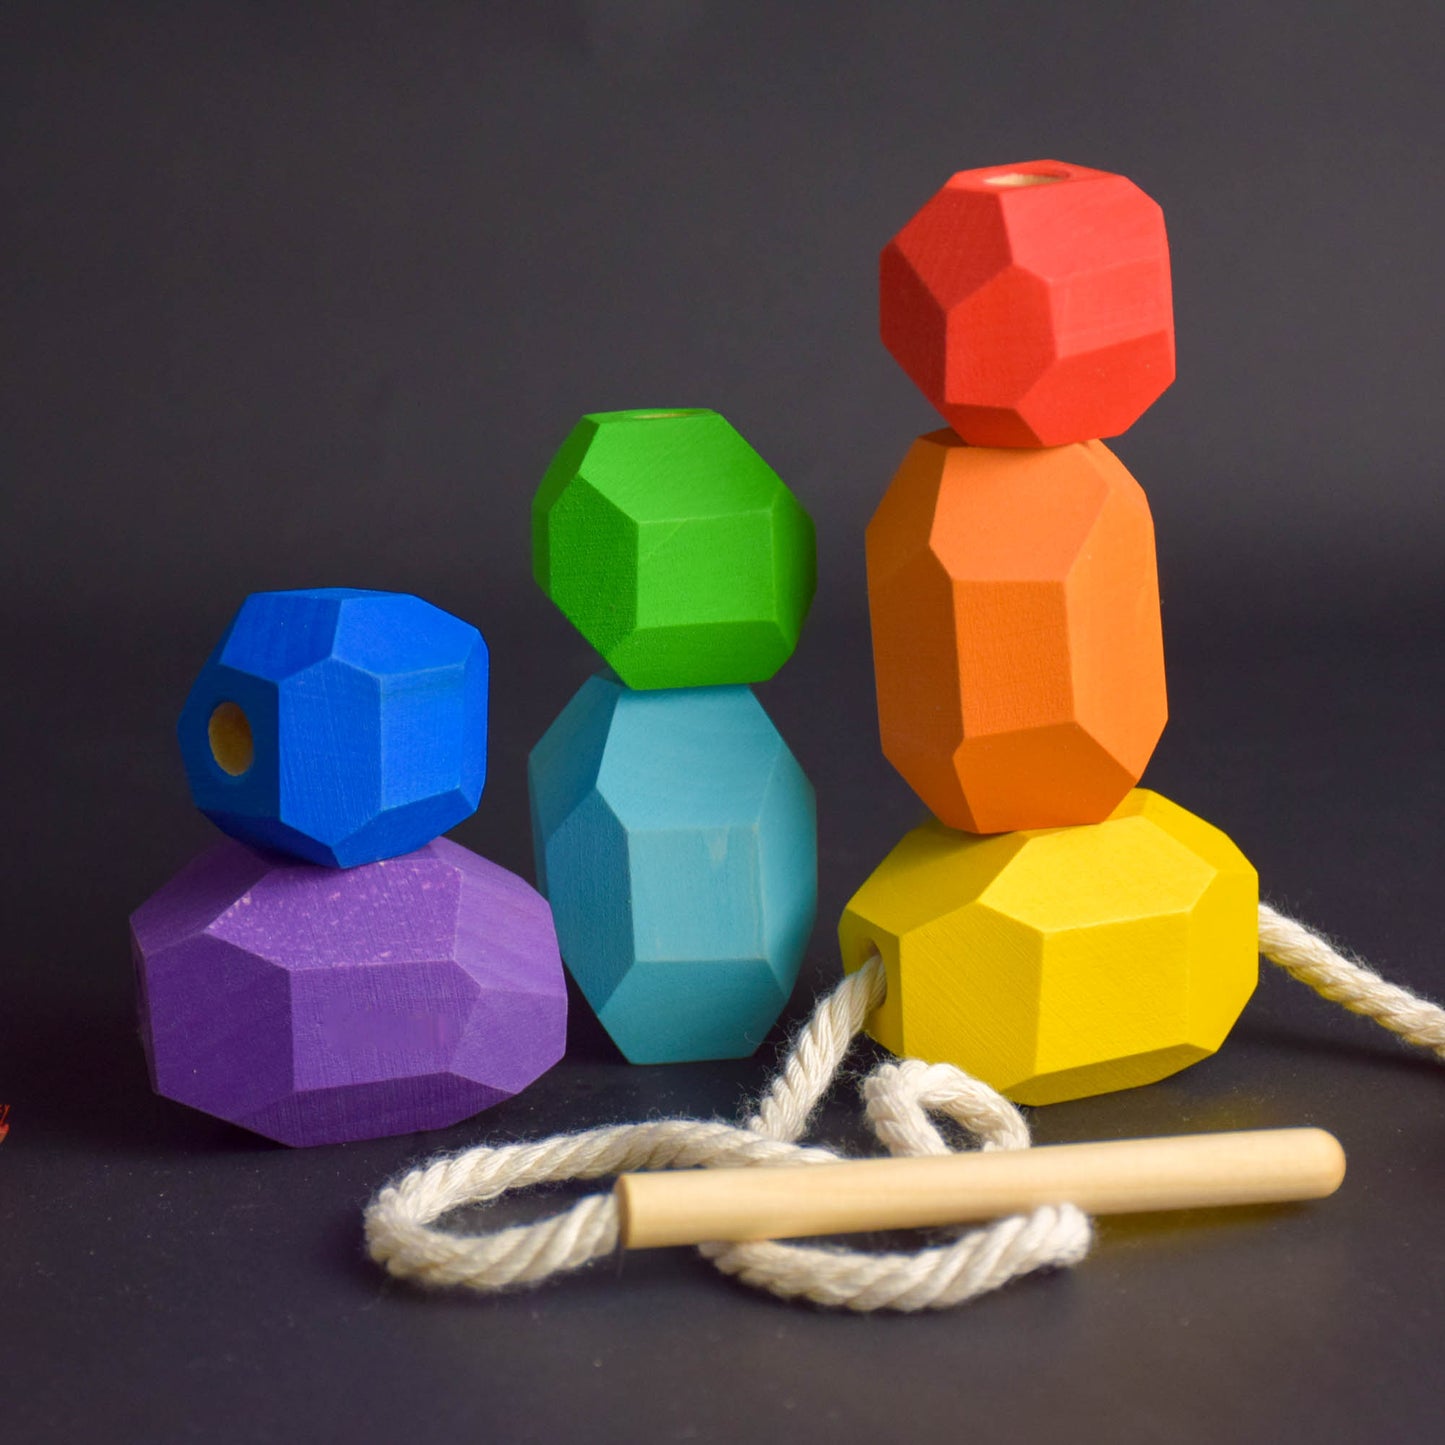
[529,674,816,1063]
[838,790,1259,1105]
[617,1129,1346,1247]
[129,837,566,1146]
[880,159,1175,447]
[867,432,1167,833]
[533,408,816,689]
[178,588,489,867]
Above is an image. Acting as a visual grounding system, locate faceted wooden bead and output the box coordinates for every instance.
[838,791,1259,1105]
[867,431,1167,833]
[179,588,488,867]
[880,159,1175,447]
[533,408,816,690]
[130,838,567,1146]
[529,675,817,1063]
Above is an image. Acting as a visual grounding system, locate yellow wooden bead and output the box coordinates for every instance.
[838,790,1258,1105]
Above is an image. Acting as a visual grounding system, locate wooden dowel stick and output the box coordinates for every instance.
[615,1128,1346,1250]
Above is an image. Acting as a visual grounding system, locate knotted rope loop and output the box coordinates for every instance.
[365,904,1445,1311]
[366,956,1091,1311]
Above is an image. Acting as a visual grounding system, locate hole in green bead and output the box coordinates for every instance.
[209,701,254,776]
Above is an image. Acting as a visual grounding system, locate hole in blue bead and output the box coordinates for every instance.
[209,702,254,777]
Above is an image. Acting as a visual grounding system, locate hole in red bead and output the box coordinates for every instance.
[983,171,1068,188]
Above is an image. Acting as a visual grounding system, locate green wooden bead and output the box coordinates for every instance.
[532,408,816,689]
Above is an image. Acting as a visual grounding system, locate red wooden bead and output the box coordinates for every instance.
[880,160,1175,448]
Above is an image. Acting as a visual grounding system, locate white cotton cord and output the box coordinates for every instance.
[365,957,1091,1312]
[695,1051,1089,1312]
[365,901,1445,1313]
[1259,901,1445,1061]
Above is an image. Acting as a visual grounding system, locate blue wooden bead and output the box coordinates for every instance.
[179,589,488,868]
[529,674,817,1063]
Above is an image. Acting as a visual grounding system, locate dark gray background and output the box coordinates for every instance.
[3,3,1442,1442]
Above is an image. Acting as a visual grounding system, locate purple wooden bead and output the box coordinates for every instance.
[130,837,567,1146]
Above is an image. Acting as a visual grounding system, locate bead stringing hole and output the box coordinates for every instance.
[209,701,254,776]
[983,171,1068,188]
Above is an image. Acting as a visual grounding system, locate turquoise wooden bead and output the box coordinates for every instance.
[529,675,817,1063]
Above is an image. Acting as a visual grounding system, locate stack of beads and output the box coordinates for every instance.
[529,410,819,1063]
[840,162,1260,1105]
[129,588,566,1145]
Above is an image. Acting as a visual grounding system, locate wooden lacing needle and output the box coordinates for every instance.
[615,1128,1346,1250]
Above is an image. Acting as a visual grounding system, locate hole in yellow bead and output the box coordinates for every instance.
[209,701,254,776]
[983,171,1068,188]
[857,938,889,1001]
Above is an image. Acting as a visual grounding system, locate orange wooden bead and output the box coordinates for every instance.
[880,160,1174,448]
[866,431,1167,833]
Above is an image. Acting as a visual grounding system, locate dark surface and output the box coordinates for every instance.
[3,4,1443,1443]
